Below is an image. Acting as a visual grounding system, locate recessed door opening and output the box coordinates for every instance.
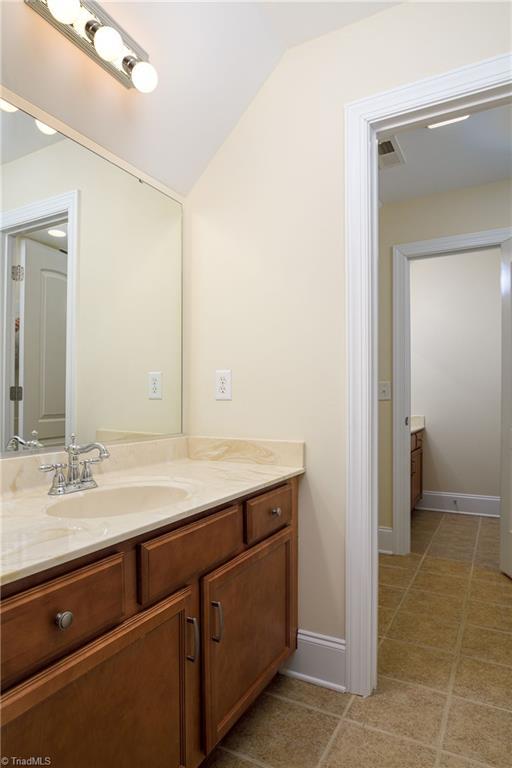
[1,191,78,452]
[377,105,512,697]
[345,54,512,698]
[3,217,69,449]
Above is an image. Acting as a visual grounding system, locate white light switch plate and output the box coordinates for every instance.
[148,371,162,400]
[378,381,392,401]
[215,369,232,400]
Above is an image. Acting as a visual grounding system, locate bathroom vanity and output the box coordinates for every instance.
[411,426,425,511]
[0,438,302,768]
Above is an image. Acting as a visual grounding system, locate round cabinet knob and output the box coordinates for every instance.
[55,610,74,631]
[271,507,282,517]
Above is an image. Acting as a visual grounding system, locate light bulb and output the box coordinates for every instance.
[0,99,18,113]
[131,61,158,93]
[72,7,95,39]
[47,0,81,25]
[35,119,57,136]
[93,26,123,63]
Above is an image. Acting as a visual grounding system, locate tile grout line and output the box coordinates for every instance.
[218,746,274,768]
[379,513,447,647]
[315,694,355,768]
[433,514,483,767]
[316,718,495,768]
[378,674,512,713]
[262,691,344,720]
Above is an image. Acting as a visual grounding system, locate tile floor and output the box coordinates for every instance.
[204,511,512,768]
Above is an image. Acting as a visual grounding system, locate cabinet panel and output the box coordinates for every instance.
[1,588,190,768]
[139,505,243,606]
[411,447,422,511]
[1,553,125,689]
[185,583,204,768]
[244,485,292,545]
[202,528,293,752]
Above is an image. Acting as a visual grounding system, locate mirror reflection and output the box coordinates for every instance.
[1,103,182,453]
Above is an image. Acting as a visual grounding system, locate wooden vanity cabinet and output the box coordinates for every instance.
[202,527,293,752]
[0,478,299,768]
[411,430,424,511]
[1,588,191,768]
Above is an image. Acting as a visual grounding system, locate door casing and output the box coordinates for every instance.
[345,52,512,696]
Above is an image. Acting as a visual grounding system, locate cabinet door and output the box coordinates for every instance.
[202,527,293,752]
[1,588,191,768]
[411,448,422,510]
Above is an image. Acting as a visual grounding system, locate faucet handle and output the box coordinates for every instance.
[29,430,44,448]
[80,459,94,482]
[39,463,67,495]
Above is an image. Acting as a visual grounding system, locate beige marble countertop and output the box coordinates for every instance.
[410,415,426,434]
[0,436,304,586]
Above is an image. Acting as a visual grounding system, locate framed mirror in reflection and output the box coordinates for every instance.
[0,97,182,454]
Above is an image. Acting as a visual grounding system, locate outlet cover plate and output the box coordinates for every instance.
[378,381,392,401]
[215,369,232,400]
[148,371,162,400]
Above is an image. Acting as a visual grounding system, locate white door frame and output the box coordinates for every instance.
[345,52,512,697]
[500,237,512,578]
[392,228,512,555]
[0,191,79,448]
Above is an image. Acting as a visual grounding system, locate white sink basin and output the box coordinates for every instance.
[46,485,188,519]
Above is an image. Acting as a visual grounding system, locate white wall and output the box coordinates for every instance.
[379,179,512,527]
[2,140,182,443]
[184,4,512,640]
[410,248,501,497]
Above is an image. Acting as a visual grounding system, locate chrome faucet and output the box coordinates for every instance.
[6,431,44,452]
[40,433,110,495]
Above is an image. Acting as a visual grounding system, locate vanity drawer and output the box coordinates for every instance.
[244,485,292,545]
[1,553,125,689]
[139,505,244,606]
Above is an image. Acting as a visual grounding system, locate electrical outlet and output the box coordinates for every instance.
[148,371,162,400]
[378,381,392,401]
[215,369,232,400]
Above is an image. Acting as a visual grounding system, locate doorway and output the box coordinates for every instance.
[0,191,78,450]
[345,52,512,697]
[392,229,512,556]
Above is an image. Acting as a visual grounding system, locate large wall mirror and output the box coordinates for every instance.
[1,97,182,453]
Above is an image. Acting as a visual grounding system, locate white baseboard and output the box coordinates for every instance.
[416,491,500,517]
[281,629,346,692]
[378,527,394,553]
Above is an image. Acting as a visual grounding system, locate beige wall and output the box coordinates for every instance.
[184,4,512,639]
[2,140,182,444]
[379,179,512,527]
[410,247,501,497]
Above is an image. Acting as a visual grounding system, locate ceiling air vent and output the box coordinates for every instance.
[378,136,405,169]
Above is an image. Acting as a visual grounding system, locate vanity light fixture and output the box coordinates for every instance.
[427,115,470,129]
[35,119,57,135]
[25,0,158,93]
[0,99,18,113]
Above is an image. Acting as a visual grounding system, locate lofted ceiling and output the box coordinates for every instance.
[1,1,394,195]
[379,104,512,204]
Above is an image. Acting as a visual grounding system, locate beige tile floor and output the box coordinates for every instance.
[204,511,512,768]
